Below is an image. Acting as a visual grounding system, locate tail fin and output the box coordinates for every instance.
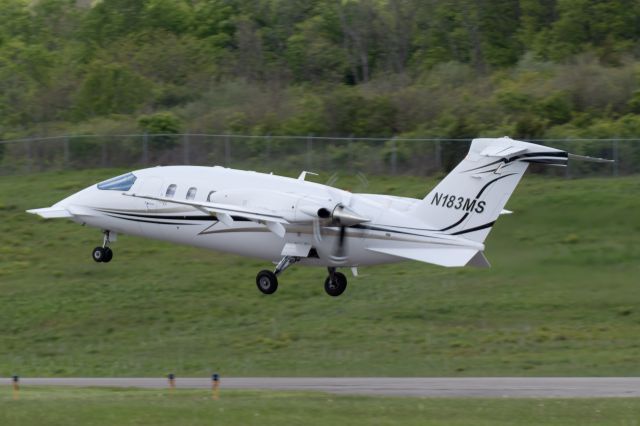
[410,137,568,243]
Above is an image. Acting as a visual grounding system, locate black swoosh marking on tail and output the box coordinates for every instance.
[451,221,495,235]
[506,151,568,163]
[462,158,505,173]
[435,173,517,232]
[462,151,568,173]
[476,173,517,198]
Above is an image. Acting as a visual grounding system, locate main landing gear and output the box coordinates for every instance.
[324,267,347,297]
[92,230,113,263]
[255,258,348,297]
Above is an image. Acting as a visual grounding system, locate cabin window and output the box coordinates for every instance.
[165,184,177,198]
[97,172,137,191]
[186,187,197,200]
[207,191,216,202]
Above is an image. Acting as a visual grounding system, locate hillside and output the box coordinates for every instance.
[2,0,640,142]
[0,170,639,377]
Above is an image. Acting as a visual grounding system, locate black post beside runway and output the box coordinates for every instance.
[212,373,220,400]
[168,373,175,392]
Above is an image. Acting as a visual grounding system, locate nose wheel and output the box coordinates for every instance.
[256,270,278,294]
[92,230,114,263]
[92,246,113,263]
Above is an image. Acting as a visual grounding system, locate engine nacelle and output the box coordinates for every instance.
[301,203,369,226]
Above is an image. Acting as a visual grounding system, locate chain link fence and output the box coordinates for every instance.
[0,134,636,178]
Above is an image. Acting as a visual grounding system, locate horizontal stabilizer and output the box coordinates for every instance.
[367,247,481,268]
[26,207,72,219]
[480,144,527,157]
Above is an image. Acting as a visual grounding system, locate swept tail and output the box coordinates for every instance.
[411,137,609,243]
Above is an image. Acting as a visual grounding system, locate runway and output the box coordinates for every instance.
[2,377,639,398]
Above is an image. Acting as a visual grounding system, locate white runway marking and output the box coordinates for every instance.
[2,377,639,398]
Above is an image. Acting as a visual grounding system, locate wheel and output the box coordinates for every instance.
[324,272,347,297]
[102,247,113,263]
[92,247,105,262]
[256,270,278,295]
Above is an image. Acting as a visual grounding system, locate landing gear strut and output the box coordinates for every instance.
[324,267,347,297]
[255,256,300,295]
[92,230,113,263]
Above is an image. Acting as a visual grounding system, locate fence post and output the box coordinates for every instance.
[348,134,354,174]
[435,139,442,173]
[64,136,70,169]
[565,138,571,179]
[390,136,398,175]
[224,135,231,167]
[25,140,32,173]
[612,139,619,177]
[142,132,149,165]
[306,134,313,170]
[265,134,271,165]
[183,133,190,165]
[101,137,107,167]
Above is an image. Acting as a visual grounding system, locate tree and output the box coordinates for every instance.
[336,0,379,83]
[138,111,183,149]
[74,61,152,118]
[286,16,347,82]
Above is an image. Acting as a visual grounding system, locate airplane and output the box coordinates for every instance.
[27,137,611,297]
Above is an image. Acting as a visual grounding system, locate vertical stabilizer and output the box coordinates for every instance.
[410,137,567,242]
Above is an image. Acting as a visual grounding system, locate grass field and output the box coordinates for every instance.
[0,169,639,377]
[1,387,639,426]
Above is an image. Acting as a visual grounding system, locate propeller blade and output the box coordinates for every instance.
[330,225,347,263]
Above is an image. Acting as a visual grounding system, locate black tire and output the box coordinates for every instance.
[256,270,278,295]
[92,247,105,263]
[324,272,347,297]
[102,247,113,263]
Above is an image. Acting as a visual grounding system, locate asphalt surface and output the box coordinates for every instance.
[1,377,639,398]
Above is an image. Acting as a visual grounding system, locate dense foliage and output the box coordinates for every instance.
[1,0,640,139]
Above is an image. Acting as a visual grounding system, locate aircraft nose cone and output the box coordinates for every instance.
[53,184,97,209]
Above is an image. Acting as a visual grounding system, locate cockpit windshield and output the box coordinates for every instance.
[97,172,137,191]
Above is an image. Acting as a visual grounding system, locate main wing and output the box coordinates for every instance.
[124,192,289,237]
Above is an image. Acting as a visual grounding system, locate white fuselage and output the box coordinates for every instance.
[51,166,483,268]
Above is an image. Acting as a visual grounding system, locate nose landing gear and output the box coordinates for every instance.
[255,256,300,295]
[92,230,114,263]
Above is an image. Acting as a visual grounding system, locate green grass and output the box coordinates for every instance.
[1,387,639,426]
[0,170,639,377]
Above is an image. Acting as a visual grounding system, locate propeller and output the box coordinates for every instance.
[320,204,369,263]
[302,183,370,263]
[331,224,347,262]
